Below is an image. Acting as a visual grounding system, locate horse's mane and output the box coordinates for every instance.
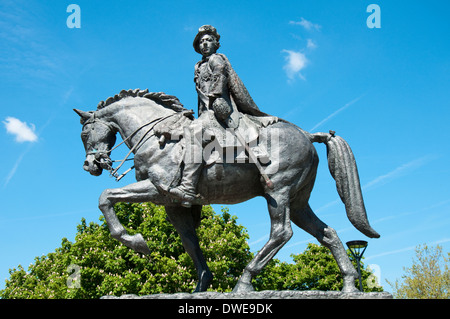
[96,88,187,113]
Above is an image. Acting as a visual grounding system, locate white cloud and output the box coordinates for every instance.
[289,18,321,31]
[282,50,308,81]
[3,151,26,188]
[248,234,269,246]
[365,238,450,261]
[3,116,38,143]
[306,38,317,49]
[283,19,320,82]
[309,95,364,132]
[314,155,435,214]
[362,155,435,191]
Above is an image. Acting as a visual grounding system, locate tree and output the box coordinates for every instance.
[253,243,383,292]
[387,244,450,299]
[1,203,382,298]
[1,203,252,299]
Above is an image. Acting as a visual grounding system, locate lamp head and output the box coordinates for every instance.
[346,240,368,259]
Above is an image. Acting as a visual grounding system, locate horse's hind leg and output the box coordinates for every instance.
[98,179,158,255]
[233,191,293,293]
[290,203,359,292]
[165,205,213,293]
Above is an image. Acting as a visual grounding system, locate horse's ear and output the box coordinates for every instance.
[73,109,92,124]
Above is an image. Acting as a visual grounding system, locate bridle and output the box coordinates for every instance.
[83,113,178,181]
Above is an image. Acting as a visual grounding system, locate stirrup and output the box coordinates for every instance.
[168,186,198,208]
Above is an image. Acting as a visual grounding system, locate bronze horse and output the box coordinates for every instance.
[74,89,379,293]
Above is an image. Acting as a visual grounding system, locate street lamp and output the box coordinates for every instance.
[346,240,368,292]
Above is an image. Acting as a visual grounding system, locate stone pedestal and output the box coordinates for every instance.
[101,290,393,299]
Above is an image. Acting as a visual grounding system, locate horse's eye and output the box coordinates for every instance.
[81,132,89,142]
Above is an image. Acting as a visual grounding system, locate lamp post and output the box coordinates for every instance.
[346,240,368,292]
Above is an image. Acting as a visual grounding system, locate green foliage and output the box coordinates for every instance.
[387,244,450,299]
[1,203,382,299]
[195,207,253,291]
[254,243,383,292]
[1,204,252,299]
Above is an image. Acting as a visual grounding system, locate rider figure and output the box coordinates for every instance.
[168,25,277,207]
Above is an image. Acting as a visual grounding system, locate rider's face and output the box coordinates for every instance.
[199,34,217,57]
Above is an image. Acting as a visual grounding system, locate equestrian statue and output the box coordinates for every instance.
[74,25,380,293]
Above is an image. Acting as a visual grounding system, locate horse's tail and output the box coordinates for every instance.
[309,131,380,239]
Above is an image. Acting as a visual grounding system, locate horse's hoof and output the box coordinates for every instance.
[193,271,213,293]
[130,233,151,255]
[342,286,360,293]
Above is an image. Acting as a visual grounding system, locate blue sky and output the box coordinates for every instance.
[1,0,449,294]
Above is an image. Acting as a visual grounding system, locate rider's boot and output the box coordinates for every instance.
[169,161,203,207]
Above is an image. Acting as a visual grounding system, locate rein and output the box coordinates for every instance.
[86,113,178,181]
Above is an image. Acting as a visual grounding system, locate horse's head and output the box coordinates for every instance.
[74,109,117,176]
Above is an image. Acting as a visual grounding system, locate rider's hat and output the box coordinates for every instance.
[193,25,220,54]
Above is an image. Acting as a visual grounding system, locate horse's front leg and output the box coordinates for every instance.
[98,179,159,255]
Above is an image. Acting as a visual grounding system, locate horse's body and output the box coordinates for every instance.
[75,90,379,293]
